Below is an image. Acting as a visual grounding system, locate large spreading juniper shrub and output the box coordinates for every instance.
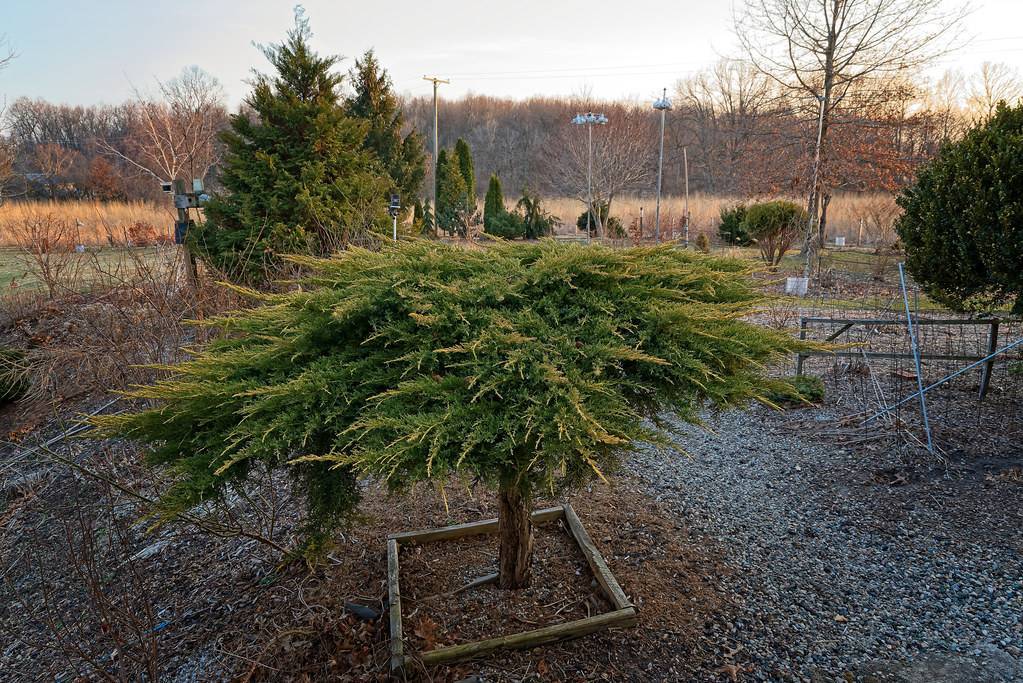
[92,240,812,586]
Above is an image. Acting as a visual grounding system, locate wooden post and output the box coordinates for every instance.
[979,319,999,400]
[796,317,807,375]
[387,538,403,672]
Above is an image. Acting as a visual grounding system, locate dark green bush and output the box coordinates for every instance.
[718,204,752,246]
[577,202,623,238]
[897,102,1023,314]
[743,200,806,267]
[764,374,825,406]
[484,210,527,238]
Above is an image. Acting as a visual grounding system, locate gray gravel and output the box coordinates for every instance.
[629,406,1023,682]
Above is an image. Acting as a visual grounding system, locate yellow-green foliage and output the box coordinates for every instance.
[91,240,811,549]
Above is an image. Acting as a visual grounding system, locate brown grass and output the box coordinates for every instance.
[0,200,173,247]
[542,192,897,245]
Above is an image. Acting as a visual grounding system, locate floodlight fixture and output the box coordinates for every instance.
[570,112,609,242]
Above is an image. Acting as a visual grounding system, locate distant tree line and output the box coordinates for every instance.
[1,47,1018,213]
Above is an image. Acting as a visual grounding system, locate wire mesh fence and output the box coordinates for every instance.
[781,262,1022,460]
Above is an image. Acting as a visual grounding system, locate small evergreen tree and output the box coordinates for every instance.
[483,173,505,230]
[516,189,557,239]
[189,11,390,282]
[453,138,476,207]
[92,241,814,587]
[345,50,425,210]
[897,102,1023,313]
[577,202,623,238]
[420,199,435,236]
[718,204,752,246]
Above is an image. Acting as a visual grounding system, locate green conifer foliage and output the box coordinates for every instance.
[897,102,1023,313]
[189,12,390,282]
[345,50,425,208]
[93,241,814,579]
[483,173,505,230]
[420,199,435,236]
[435,150,468,234]
[453,138,476,207]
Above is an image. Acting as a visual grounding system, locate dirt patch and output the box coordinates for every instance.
[399,522,613,653]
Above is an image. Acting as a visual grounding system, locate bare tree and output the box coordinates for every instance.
[34,143,80,198]
[674,59,781,194]
[736,0,969,275]
[925,69,968,139]
[0,34,14,72]
[0,36,16,203]
[968,61,1023,119]
[540,104,654,239]
[100,66,226,185]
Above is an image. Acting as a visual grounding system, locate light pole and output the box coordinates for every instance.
[389,193,401,241]
[652,89,671,242]
[571,112,607,242]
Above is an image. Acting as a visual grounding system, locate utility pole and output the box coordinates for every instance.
[652,88,671,242]
[683,147,690,247]
[423,76,449,233]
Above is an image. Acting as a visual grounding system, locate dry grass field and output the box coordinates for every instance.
[0,200,173,247]
[543,192,898,246]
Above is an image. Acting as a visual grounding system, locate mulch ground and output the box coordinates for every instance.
[0,394,737,682]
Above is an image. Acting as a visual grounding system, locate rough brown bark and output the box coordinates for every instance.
[497,484,533,589]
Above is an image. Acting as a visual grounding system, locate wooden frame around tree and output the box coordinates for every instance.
[387,503,638,672]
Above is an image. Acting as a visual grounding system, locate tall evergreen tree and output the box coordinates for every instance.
[345,50,425,210]
[483,173,505,230]
[435,149,468,234]
[190,11,389,282]
[453,138,476,207]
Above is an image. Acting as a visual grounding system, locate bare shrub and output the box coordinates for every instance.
[7,211,87,297]
[11,484,162,681]
[858,195,902,281]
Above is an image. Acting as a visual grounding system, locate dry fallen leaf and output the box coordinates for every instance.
[715,662,751,681]
[413,615,440,649]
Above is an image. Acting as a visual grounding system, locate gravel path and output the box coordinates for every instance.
[629,406,1023,682]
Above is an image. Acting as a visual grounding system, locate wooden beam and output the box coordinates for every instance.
[562,503,633,611]
[388,506,565,545]
[415,607,638,667]
[387,538,403,673]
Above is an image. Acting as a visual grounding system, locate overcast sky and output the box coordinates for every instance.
[3,0,1022,107]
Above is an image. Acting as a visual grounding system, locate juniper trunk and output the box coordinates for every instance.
[497,483,533,589]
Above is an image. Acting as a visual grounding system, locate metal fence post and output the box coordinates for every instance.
[899,263,933,453]
[978,319,1000,400]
